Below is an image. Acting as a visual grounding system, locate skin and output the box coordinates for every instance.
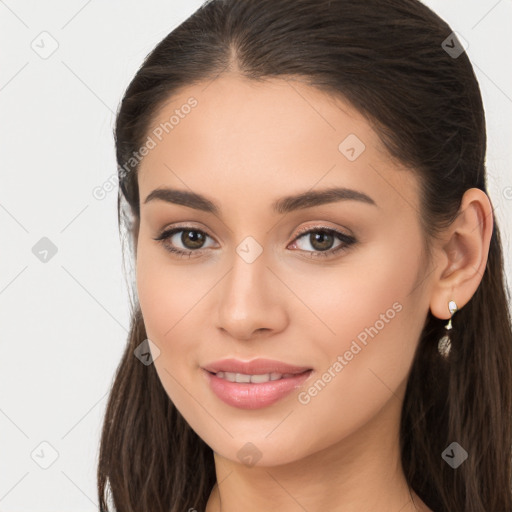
[134,74,493,512]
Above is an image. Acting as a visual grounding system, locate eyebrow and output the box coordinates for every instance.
[143,186,377,215]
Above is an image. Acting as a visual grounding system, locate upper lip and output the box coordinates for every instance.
[202,358,312,375]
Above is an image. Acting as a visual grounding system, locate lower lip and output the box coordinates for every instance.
[202,369,313,409]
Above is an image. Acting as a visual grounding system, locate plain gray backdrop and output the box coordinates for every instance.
[1,1,511,510]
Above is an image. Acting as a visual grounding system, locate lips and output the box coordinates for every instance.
[202,359,314,409]
[202,358,312,376]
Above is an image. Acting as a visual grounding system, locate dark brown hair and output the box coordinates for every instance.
[97,1,512,510]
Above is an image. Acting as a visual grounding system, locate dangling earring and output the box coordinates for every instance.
[438,300,458,359]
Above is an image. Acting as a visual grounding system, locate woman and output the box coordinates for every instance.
[97,0,512,510]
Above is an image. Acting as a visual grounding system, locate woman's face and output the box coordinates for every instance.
[135,74,433,467]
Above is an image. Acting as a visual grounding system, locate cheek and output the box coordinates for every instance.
[135,245,206,413]
[136,240,199,341]
[135,244,198,386]
[294,233,424,385]
[272,257,424,460]
[135,240,223,387]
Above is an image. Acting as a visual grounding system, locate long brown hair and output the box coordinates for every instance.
[97,1,512,510]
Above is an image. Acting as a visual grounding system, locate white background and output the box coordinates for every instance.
[1,1,511,510]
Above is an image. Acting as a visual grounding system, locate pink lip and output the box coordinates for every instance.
[202,358,312,375]
[203,370,312,409]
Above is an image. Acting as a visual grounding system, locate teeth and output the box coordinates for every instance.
[215,371,296,383]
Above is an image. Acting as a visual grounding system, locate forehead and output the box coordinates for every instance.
[137,74,419,217]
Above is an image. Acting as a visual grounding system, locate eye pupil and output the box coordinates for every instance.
[182,230,205,249]
[310,231,334,251]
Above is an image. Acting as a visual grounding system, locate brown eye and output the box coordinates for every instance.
[181,229,207,249]
[290,227,356,259]
[153,227,215,257]
[307,231,335,251]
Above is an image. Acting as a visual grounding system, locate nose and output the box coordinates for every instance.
[215,248,288,341]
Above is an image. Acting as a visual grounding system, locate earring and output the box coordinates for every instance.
[438,300,458,359]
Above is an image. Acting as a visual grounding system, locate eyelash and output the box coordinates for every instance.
[153,224,356,260]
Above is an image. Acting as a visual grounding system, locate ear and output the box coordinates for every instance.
[429,188,494,320]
